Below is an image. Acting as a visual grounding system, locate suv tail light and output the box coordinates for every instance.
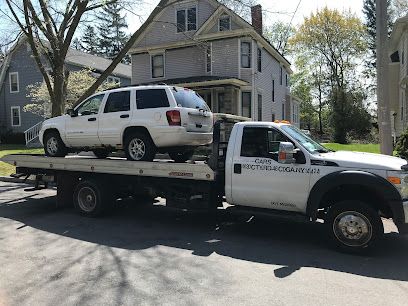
[166,110,181,126]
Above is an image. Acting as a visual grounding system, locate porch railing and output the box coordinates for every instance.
[24,121,43,145]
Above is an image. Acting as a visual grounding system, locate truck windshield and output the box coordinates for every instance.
[281,125,329,154]
[172,89,210,111]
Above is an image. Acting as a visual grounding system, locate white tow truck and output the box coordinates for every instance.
[2,117,408,252]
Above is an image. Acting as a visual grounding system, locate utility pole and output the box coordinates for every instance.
[376,0,393,155]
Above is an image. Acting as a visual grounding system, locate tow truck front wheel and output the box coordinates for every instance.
[326,200,383,253]
[73,179,113,216]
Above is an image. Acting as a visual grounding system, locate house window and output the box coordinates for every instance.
[177,7,197,32]
[11,106,21,127]
[151,54,165,78]
[257,48,262,72]
[107,76,121,85]
[280,67,283,85]
[9,72,19,93]
[282,103,285,120]
[241,42,251,68]
[272,113,276,122]
[242,92,251,118]
[218,92,226,113]
[206,45,212,73]
[272,79,275,102]
[286,74,288,87]
[258,94,262,121]
[219,15,231,31]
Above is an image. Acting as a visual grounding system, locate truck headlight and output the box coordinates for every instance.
[387,171,408,200]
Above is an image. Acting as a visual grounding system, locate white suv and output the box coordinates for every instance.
[39,85,213,162]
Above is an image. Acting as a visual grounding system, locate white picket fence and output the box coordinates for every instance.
[24,121,43,145]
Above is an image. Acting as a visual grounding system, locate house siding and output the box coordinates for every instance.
[211,38,239,78]
[1,43,43,133]
[134,0,217,49]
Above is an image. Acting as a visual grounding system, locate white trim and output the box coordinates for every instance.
[11,106,21,127]
[150,52,166,79]
[9,71,19,93]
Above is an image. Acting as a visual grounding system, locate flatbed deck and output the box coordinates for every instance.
[1,154,216,181]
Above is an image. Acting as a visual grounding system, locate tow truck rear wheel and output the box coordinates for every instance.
[73,179,113,216]
[326,200,383,253]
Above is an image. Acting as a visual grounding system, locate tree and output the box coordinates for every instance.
[25,69,117,118]
[264,21,295,55]
[218,0,257,21]
[96,3,129,62]
[392,0,408,19]
[2,0,169,117]
[290,8,369,143]
[80,25,99,55]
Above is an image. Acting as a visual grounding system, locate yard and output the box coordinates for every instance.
[323,143,381,154]
[0,145,43,177]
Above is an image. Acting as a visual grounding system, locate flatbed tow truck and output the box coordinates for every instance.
[2,117,408,252]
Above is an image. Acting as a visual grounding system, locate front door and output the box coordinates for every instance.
[230,126,311,213]
[65,94,105,147]
[98,90,132,146]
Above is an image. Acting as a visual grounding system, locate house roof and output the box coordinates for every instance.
[390,14,408,52]
[66,48,131,79]
[129,0,292,72]
[135,75,249,87]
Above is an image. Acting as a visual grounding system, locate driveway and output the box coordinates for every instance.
[0,181,407,306]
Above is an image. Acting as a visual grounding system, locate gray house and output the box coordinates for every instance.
[0,36,131,137]
[130,0,299,125]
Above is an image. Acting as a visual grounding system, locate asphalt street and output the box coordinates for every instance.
[0,181,407,306]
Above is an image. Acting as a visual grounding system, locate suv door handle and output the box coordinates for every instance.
[120,114,130,118]
[88,117,96,121]
[234,163,242,174]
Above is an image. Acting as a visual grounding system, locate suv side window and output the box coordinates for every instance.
[136,89,169,109]
[241,127,289,160]
[104,91,130,113]
[76,94,104,116]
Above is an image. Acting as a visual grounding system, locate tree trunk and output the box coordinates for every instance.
[51,64,66,117]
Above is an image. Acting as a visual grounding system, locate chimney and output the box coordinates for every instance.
[251,5,263,35]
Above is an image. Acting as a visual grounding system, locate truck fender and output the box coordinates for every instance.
[306,170,404,224]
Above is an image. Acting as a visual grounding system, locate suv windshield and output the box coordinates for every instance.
[172,89,210,111]
[281,125,329,154]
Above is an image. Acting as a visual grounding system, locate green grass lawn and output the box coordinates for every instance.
[323,143,381,154]
[0,144,44,177]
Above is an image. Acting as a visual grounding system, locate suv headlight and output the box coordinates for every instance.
[387,171,408,200]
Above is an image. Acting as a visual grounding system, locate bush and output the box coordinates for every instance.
[395,129,408,158]
[0,131,25,144]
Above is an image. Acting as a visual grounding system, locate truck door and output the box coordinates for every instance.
[230,126,311,213]
[65,94,105,147]
[98,90,132,146]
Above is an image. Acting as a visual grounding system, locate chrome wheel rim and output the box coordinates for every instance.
[129,138,145,160]
[333,211,372,247]
[46,137,59,155]
[77,187,97,212]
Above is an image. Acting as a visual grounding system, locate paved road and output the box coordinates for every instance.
[0,181,407,306]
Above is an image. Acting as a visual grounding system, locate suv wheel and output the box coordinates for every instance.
[44,131,67,157]
[169,149,194,163]
[326,200,383,253]
[124,132,156,161]
[93,149,110,159]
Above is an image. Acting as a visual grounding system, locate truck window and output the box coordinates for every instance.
[76,94,104,116]
[241,127,289,160]
[104,91,130,113]
[172,89,210,110]
[136,89,170,109]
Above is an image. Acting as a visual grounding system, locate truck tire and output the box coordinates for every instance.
[169,149,194,163]
[73,179,113,216]
[44,130,67,157]
[93,149,110,159]
[326,200,383,253]
[124,132,156,161]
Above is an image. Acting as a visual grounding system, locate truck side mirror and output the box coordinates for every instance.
[278,142,296,164]
[66,108,77,117]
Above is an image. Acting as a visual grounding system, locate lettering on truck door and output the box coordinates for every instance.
[230,126,312,212]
